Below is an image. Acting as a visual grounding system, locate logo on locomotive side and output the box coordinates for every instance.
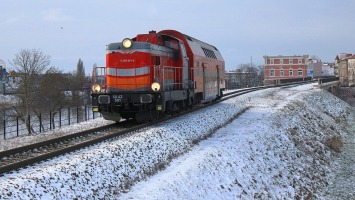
[120,59,135,63]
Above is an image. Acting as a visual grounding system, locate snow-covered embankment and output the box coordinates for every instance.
[0,84,350,199]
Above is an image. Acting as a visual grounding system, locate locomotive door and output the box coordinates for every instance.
[179,42,189,89]
[202,63,207,100]
[217,65,220,96]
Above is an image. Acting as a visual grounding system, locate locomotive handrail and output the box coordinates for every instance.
[92,66,107,92]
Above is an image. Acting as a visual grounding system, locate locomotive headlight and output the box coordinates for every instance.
[92,84,101,93]
[151,82,161,91]
[122,38,133,48]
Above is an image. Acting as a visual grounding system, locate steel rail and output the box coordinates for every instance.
[0,124,117,159]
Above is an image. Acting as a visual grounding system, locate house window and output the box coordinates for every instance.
[298,58,302,64]
[270,69,275,76]
[280,59,283,64]
[289,69,293,76]
[298,69,303,76]
[270,59,274,64]
[280,69,284,76]
[289,59,293,64]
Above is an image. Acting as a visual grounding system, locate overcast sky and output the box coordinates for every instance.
[1,0,355,74]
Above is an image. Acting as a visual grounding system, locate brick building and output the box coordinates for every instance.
[335,53,355,86]
[263,55,309,85]
[348,55,355,86]
[334,53,355,86]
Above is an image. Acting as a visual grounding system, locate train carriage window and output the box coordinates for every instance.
[173,50,179,61]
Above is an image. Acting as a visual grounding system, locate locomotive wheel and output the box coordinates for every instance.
[149,110,159,121]
[172,102,180,114]
[166,101,175,115]
[188,98,194,110]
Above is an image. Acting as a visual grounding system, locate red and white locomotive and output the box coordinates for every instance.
[91,30,225,122]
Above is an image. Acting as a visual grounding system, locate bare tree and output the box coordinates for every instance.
[35,67,68,130]
[236,63,258,73]
[76,58,86,81]
[69,58,87,106]
[232,63,264,87]
[9,49,50,134]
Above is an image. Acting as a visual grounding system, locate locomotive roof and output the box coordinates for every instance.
[184,34,224,61]
[106,30,224,62]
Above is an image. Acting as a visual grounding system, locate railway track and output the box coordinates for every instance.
[0,81,315,175]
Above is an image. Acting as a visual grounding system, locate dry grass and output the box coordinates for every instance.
[325,136,343,153]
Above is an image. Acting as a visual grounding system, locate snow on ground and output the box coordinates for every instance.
[323,111,355,199]
[0,83,351,199]
[0,94,14,105]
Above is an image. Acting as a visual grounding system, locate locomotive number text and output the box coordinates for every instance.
[113,95,123,103]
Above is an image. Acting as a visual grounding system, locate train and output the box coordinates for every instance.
[91,30,225,122]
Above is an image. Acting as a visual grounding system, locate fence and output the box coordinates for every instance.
[1,105,102,140]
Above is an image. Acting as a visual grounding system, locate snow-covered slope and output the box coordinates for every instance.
[0,84,351,199]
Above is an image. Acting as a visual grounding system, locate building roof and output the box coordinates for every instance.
[263,55,309,59]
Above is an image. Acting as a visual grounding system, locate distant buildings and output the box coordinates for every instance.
[335,53,355,86]
[307,59,322,77]
[226,52,343,88]
[0,59,9,83]
[322,63,334,76]
[307,59,334,78]
[263,55,309,85]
